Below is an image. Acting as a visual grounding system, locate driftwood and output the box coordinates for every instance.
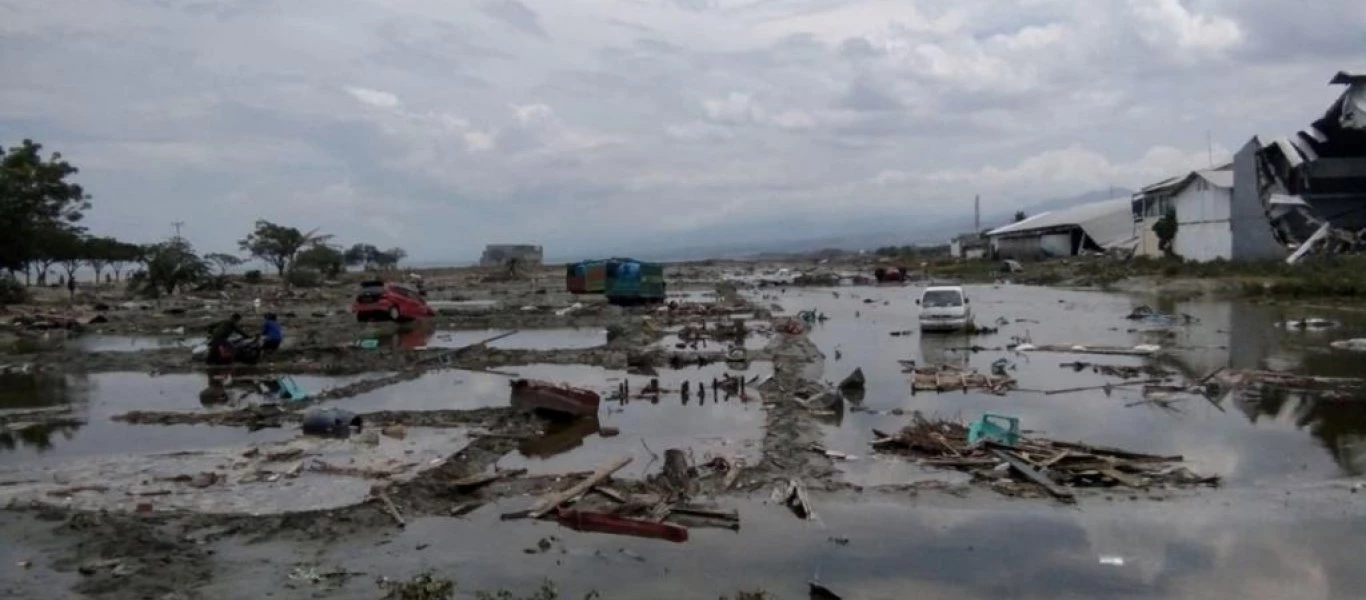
[870,414,1213,499]
[526,456,633,519]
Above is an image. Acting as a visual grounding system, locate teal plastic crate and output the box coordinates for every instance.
[968,413,1019,446]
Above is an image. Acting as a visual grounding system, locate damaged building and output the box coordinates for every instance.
[1236,70,1366,261]
[479,244,544,268]
[985,198,1136,261]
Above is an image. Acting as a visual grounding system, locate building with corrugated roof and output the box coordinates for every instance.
[1169,166,1235,261]
[985,198,1136,261]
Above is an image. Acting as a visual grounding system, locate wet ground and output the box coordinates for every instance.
[4,273,1366,599]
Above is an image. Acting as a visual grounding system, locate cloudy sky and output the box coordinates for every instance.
[1,0,1362,260]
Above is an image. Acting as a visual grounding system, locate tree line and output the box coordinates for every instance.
[1,139,407,303]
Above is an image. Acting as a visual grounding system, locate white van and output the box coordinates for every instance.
[917,286,971,332]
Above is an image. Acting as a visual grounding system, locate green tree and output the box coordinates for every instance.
[1014,211,1027,223]
[105,240,143,282]
[344,243,380,270]
[373,247,407,269]
[204,252,244,277]
[82,237,127,285]
[46,229,88,292]
[0,139,91,279]
[1153,208,1179,257]
[295,244,345,278]
[238,220,331,279]
[130,239,209,298]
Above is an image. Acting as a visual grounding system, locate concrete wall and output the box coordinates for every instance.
[1173,180,1233,261]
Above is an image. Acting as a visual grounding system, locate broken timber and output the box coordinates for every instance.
[989,448,1074,503]
[906,365,1014,395]
[524,456,633,519]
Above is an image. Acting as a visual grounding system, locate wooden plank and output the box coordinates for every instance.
[721,459,744,490]
[1050,441,1181,462]
[527,456,633,519]
[1098,467,1145,488]
[590,486,626,503]
[1045,379,1164,396]
[989,449,1074,502]
[671,504,739,522]
[373,491,406,527]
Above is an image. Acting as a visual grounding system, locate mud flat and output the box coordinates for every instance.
[5,264,1366,598]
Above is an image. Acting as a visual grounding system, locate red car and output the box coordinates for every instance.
[352,280,434,323]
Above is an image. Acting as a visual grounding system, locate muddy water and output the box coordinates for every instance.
[495,362,772,477]
[377,329,606,352]
[762,285,1366,486]
[658,319,773,351]
[69,335,198,353]
[204,492,1366,600]
[0,372,365,462]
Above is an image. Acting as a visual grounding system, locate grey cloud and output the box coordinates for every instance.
[839,79,903,111]
[3,0,1364,260]
[479,0,549,39]
[839,36,879,59]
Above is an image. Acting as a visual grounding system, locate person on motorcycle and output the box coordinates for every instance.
[206,313,251,364]
[261,313,284,352]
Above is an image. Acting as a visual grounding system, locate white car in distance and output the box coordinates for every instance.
[917,285,971,332]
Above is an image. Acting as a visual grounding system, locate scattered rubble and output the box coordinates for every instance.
[871,413,1217,502]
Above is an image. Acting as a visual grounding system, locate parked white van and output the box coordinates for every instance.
[917,286,971,332]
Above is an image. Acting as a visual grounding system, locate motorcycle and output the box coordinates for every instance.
[201,336,263,366]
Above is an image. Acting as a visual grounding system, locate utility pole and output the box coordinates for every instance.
[171,221,185,241]
[974,194,980,232]
[1206,130,1214,167]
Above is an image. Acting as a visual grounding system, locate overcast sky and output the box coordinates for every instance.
[1,0,1362,260]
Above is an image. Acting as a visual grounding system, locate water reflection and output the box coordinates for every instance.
[768,286,1366,484]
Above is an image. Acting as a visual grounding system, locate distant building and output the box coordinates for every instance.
[480,244,543,268]
[949,233,988,259]
[985,199,1136,260]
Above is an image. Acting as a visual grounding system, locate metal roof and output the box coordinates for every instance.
[986,198,1135,248]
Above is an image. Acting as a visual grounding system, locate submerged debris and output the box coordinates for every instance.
[871,414,1217,500]
[902,363,1015,395]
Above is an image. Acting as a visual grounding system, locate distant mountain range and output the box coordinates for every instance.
[597,188,1132,262]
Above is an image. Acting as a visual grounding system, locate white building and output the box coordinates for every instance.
[1170,167,1234,261]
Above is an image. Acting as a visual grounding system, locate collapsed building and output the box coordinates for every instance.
[1236,71,1366,261]
[985,198,1136,260]
[479,244,544,268]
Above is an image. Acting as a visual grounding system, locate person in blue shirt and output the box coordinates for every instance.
[261,313,284,352]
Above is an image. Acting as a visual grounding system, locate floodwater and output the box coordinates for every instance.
[0,371,366,463]
[68,334,197,353]
[374,327,607,351]
[657,319,773,351]
[760,285,1366,487]
[203,491,1366,600]
[494,362,772,477]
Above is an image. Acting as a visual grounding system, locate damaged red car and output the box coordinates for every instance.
[352,280,434,323]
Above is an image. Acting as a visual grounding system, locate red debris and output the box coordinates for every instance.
[555,510,689,543]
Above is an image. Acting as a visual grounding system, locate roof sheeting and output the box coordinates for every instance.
[986,198,1135,249]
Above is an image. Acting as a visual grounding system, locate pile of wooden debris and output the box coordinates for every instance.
[900,363,1015,395]
[871,413,1218,502]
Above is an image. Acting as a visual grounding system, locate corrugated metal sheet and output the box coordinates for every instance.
[986,198,1135,249]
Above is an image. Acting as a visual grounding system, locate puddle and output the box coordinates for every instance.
[0,372,368,463]
[0,427,467,515]
[418,328,607,351]
[68,335,199,353]
[763,286,1366,486]
[657,319,773,352]
[483,362,772,477]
